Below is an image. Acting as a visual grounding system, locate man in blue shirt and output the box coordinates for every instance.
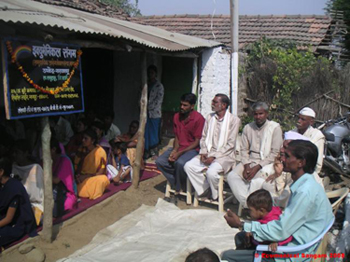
[222,140,333,262]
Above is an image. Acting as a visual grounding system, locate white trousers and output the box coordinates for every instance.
[227,163,275,207]
[184,156,224,200]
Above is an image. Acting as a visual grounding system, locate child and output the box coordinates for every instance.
[111,142,132,184]
[235,189,292,251]
[185,248,220,262]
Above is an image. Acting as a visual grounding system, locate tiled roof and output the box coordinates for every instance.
[133,15,332,49]
[33,0,129,20]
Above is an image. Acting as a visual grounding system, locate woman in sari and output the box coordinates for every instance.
[66,118,88,158]
[51,138,77,215]
[12,140,44,225]
[0,158,37,247]
[74,129,110,200]
[91,121,114,165]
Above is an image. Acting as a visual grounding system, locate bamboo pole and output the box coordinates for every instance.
[41,116,53,242]
[132,52,147,189]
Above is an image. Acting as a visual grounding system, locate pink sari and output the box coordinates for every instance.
[52,155,77,210]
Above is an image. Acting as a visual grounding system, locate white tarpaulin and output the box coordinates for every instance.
[58,199,238,262]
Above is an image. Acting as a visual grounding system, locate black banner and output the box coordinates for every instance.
[2,37,84,119]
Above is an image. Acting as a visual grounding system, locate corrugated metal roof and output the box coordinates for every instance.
[0,0,222,51]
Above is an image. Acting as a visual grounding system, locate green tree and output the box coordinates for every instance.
[326,0,350,53]
[100,0,141,16]
[247,37,333,130]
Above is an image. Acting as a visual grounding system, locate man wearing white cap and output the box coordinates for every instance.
[293,107,325,174]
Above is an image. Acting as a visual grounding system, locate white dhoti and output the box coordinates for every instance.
[184,156,224,200]
[227,163,275,207]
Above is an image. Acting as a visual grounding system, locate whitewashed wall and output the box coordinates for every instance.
[199,46,231,117]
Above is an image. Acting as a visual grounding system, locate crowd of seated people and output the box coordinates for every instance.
[0,108,140,247]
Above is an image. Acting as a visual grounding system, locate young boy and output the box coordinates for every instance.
[235,189,292,251]
[111,142,132,184]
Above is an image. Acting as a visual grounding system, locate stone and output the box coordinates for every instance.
[18,243,35,254]
[25,248,46,262]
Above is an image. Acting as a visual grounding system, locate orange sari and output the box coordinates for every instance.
[74,146,110,200]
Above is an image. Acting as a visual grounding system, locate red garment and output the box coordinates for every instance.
[253,206,293,246]
[173,111,205,152]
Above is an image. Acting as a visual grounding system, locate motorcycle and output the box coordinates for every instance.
[318,112,350,176]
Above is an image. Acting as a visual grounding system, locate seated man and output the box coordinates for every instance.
[263,131,324,208]
[227,102,283,207]
[222,140,334,262]
[293,107,325,174]
[156,93,205,202]
[185,94,241,201]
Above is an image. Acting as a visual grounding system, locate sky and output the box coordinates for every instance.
[137,0,329,16]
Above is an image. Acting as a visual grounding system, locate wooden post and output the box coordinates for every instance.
[132,52,148,188]
[41,116,53,242]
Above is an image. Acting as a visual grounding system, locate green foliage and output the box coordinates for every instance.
[100,0,141,16]
[247,37,334,131]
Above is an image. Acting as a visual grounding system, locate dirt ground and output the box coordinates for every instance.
[1,158,349,262]
[1,170,236,262]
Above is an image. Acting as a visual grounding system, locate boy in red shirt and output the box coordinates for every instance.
[235,189,292,251]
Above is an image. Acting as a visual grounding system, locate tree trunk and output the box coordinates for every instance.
[132,52,148,189]
[41,117,53,242]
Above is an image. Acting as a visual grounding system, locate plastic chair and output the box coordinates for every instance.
[326,187,349,214]
[253,217,335,262]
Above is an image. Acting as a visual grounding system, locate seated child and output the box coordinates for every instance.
[111,142,132,184]
[235,189,292,251]
[185,247,220,262]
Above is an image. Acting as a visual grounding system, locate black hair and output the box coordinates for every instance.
[0,158,12,178]
[129,120,139,128]
[181,93,197,105]
[50,137,62,154]
[113,142,127,154]
[286,140,318,174]
[247,189,272,212]
[13,139,31,154]
[104,111,115,120]
[215,93,230,108]
[185,248,220,262]
[147,65,158,74]
[91,121,105,131]
[77,118,89,127]
[83,128,98,146]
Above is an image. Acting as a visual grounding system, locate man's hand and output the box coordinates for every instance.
[246,165,261,181]
[243,164,251,180]
[266,174,278,183]
[203,157,215,166]
[245,232,252,248]
[269,242,278,252]
[200,154,208,163]
[169,151,181,162]
[224,209,242,228]
[273,153,283,175]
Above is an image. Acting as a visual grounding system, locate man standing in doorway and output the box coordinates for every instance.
[156,93,205,203]
[185,94,241,201]
[144,65,164,159]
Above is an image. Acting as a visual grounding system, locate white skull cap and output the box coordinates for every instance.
[299,107,316,118]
